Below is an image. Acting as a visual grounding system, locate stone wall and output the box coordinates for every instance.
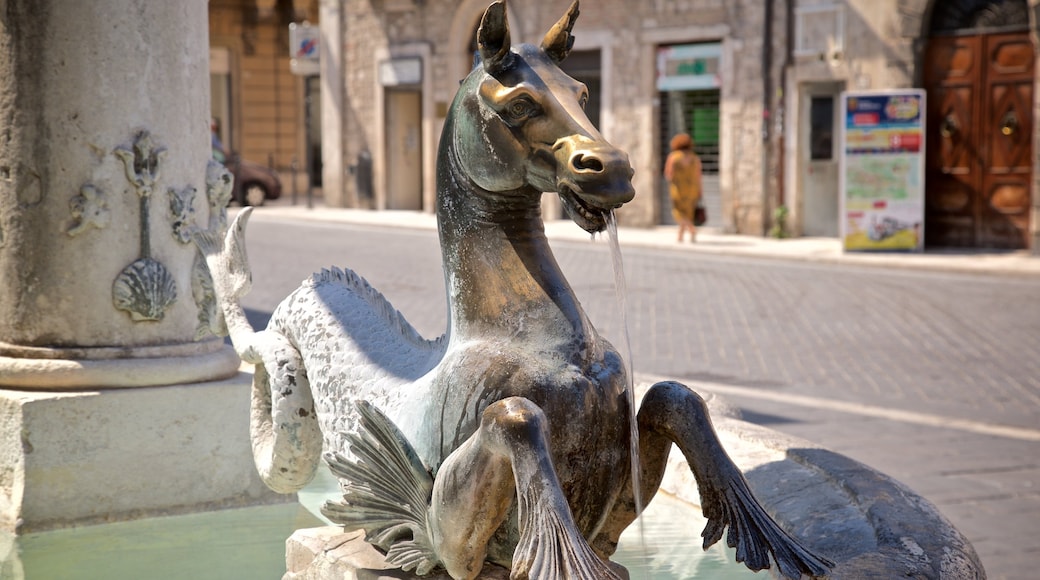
[333,0,782,232]
[328,0,1040,244]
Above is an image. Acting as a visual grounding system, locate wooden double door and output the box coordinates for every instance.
[924,32,1034,249]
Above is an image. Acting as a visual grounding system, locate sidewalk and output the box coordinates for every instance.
[252,196,1040,277]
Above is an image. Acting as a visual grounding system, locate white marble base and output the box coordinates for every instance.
[0,342,241,390]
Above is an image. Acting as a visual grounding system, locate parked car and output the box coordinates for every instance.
[225,153,283,206]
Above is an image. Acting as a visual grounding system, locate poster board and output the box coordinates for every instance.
[839,90,926,252]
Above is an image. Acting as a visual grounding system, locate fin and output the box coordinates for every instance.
[322,401,440,576]
[306,266,444,354]
[642,381,833,579]
[193,207,253,305]
[699,472,834,579]
[513,495,624,580]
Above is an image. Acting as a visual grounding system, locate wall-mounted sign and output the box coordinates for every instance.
[379,57,423,87]
[840,90,926,251]
[289,22,320,76]
[656,43,721,91]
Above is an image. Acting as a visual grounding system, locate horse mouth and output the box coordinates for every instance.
[558,182,613,233]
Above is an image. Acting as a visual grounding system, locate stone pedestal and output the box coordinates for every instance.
[0,0,270,532]
[0,372,286,534]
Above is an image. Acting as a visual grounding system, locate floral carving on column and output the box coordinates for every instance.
[111,130,177,322]
[67,184,111,237]
[169,185,199,244]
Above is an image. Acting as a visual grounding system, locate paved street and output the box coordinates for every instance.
[237,207,1039,580]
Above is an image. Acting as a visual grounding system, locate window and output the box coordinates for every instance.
[809,96,834,161]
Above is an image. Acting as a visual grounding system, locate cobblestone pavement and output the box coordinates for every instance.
[240,209,1039,580]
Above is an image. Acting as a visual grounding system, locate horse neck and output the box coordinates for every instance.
[436,135,592,349]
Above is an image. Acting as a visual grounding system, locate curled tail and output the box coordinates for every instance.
[194,207,322,493]
[248,336,322,494]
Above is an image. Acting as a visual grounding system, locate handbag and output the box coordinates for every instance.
[694,202,707,227]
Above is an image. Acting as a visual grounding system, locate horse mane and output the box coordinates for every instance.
[305,266,447,354]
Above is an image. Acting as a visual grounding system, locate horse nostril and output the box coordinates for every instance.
[571,152,604,173]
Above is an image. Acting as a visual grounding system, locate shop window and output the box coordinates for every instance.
[660,89,720,174]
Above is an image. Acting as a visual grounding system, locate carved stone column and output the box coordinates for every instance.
[0,0,276,534]
[0,1,240,387]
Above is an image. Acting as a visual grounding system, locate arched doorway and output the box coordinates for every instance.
[923,0,1034,249]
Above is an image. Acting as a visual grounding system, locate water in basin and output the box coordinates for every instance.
[5,468,759,579]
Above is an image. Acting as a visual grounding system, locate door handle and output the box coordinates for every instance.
[940,115,958,138]
[1000,111,1018,136]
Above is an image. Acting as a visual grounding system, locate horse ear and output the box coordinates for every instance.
[541,0,579,64]
[478,1,512,74]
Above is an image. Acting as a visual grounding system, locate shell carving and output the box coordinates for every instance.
[113,257,178,321]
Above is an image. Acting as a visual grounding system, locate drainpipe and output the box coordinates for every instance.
[761,0,775,235]
[778,0,795,210]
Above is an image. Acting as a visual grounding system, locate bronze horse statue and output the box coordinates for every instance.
[196,1,832,578]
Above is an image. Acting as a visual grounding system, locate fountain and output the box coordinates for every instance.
[0,1,984,578]
[196,1,832,578]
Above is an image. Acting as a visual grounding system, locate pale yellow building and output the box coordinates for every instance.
[208,0,321,196]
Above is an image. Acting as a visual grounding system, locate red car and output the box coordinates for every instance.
[225,153,283,206]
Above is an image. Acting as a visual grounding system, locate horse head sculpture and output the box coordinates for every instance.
[448,0,633,233]
[196,1,833,579]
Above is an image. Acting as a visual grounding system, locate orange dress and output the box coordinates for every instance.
[665,150,702,224]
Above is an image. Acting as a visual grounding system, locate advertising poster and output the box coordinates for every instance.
[840,90,926,251]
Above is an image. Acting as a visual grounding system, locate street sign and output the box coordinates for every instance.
[840,90,926,252]
[656,43,721,91]
[289,22,319,76]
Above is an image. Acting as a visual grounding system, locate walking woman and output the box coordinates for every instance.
[664,133,702,242]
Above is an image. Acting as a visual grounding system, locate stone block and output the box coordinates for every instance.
[284,528,511,580]
[0,371,286,534]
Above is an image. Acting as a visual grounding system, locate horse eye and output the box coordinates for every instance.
[506,98,538,121]
[578,93,589,110]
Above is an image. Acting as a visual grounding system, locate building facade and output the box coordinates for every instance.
[784,0,1038,251]
[208,0,321,194]
[320,0,779,231]
[309,0,1038,252]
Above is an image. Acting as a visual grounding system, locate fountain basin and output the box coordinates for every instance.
[1,379,984,579]
[287,467,760,580]
[284,380,985,579]
[1,450,756,580]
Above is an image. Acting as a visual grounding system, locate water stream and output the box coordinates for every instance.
[604,211,646,562]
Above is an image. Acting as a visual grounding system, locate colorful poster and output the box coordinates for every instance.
[840,90,926,251]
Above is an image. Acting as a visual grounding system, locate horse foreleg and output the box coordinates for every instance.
[431,396,623,580]
[605,381,832,579]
